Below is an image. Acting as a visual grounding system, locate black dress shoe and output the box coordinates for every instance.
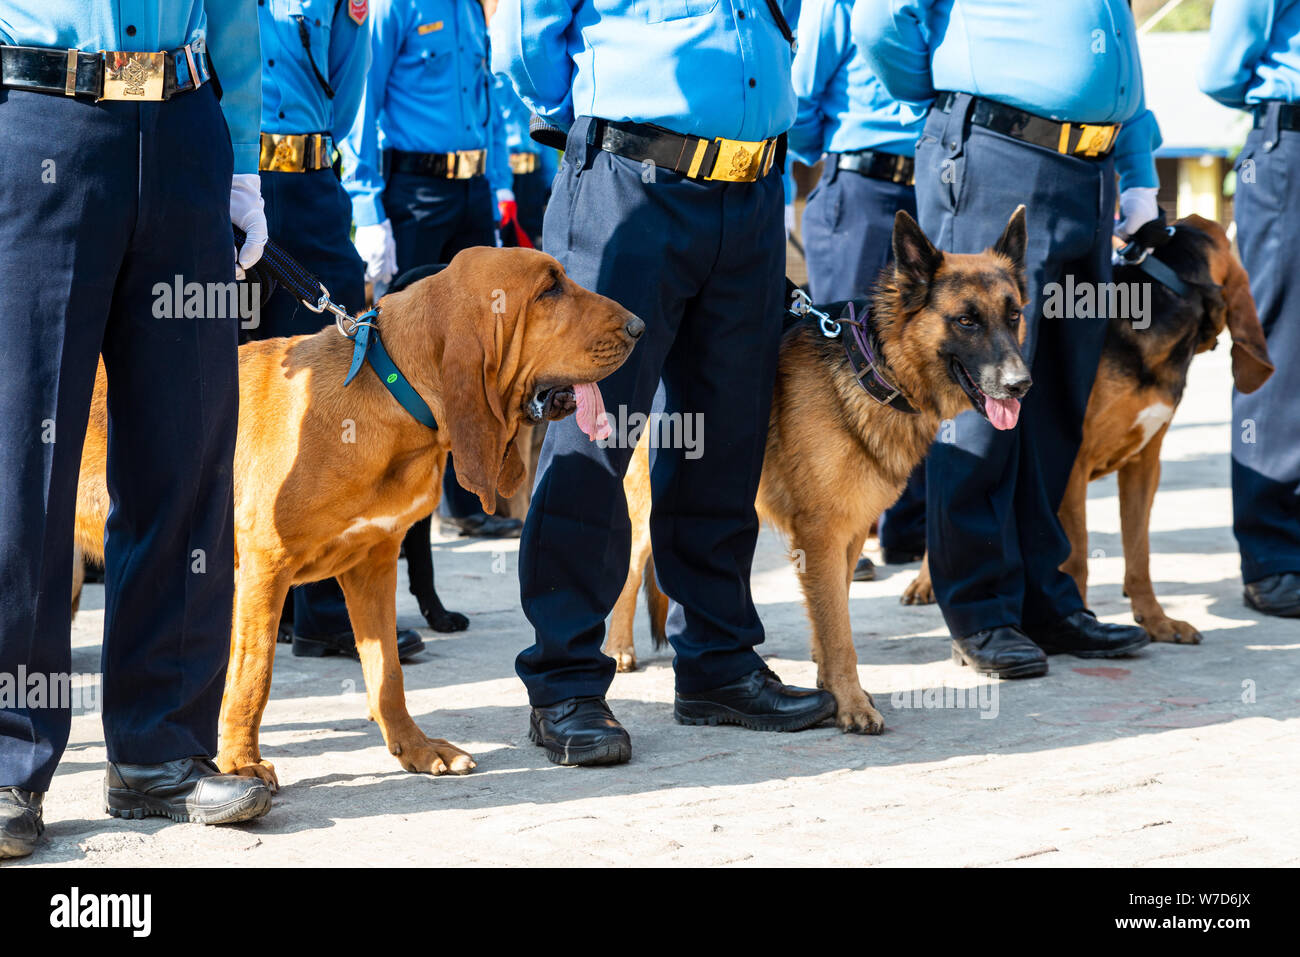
[952,626,1048,678]
[440,514,523,539]
[674,667,836,732]
[1027,610,1150,658]
[104,757,271,825]
[853,556,877,581]
[292,627,425,661]
[0,787,44,859]
[1244,572,1300,618]
[529,697,631,766]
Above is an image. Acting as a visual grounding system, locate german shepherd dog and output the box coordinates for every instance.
[901,215,1274,644]
[606,209,1031,733]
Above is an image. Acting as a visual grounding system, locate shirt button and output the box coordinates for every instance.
[268,59,275,67]
[125,24,136,36]
[738,9,745,17]
[748,78,756,88]
[278,110,286,119]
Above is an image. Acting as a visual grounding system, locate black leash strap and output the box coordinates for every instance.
[233,225,337,313]
[294,15,336,99]
[762,0,797,51]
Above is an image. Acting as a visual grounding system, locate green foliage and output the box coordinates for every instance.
[1133,0,1214,31]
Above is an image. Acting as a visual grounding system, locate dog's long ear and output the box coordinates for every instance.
[1218,249,1273,394]
[436,299,527,514]
[892,210,943,311]
[992,205,1028,301]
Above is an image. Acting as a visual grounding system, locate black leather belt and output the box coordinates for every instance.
[0,42,209,101]
[587,118,783,183]
[936,91,1121,159]
[1253,101,1300,132]
[835,149,915,185]
[389,148,487,179]
[260,132,335,172]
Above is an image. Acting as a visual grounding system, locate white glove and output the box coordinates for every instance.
[230,173,267,279]
[1116,186,1159,242]
[355,220,398,285]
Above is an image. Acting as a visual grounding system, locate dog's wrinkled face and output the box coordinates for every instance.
[420,247,642,512]
[508,251,646,429]
[890,207,1032,430]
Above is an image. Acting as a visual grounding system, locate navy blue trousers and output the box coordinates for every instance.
[0,86,237,791]
[250,168,366,638]
[383,170,497,534]
[1232,113,1300,583]
[512,167,550,247]
[803,159,916,302]
[517,117,784,705]
[916,95,1114,637]
[801,159,926,552]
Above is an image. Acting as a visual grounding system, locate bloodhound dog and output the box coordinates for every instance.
[74,247,642,788]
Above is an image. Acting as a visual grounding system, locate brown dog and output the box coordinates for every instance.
[901,216,1273,643]
[607,209,1031,732]
[74,247,642,787]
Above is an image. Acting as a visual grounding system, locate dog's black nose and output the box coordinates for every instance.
[1003,372,1033,399]
[625,315,645,339]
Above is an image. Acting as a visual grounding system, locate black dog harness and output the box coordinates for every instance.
[786,283,919,415]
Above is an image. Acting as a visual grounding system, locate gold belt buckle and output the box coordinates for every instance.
[706,137,767,182]
[100,50,166,101]
[262,134,305,172]
[452,150,485,178]
[510,152,538,175]
[1072,123,1117,158]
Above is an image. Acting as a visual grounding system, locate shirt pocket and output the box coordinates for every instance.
[636,0,721,24]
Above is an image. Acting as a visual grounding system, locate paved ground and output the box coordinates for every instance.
[10,337,1298,868]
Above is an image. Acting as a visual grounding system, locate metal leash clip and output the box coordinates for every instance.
[790,287,840,338]
[301,282,370,337]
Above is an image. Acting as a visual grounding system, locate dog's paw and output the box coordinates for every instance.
[900,574,936,605]
[390,732,476,775]
[216,752,280,791]
[611,648,638,672]
[834,689,886,735]
[426,608,470,632]
[1136,613,1202,644]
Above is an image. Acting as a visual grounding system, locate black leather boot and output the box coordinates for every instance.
[0,787,44,859]
[292,627,426,661]
[1244,572,1300,617]
[529,697,631,766]
[104,757,272,825]
[952,626,1049,678]
[674,667,836,732]
[1027,610,1150,658]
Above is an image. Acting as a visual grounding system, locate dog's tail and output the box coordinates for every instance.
[642,556,669,650]
[73,363,111,568]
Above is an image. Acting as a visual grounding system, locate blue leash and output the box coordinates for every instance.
[232,225,438,431]
[341,308,438,430]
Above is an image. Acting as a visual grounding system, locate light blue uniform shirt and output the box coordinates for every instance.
[1200,0,1300,108]
[0,1,262,173]
[343,0,510,226]
[490,0,801,143]
[494,75,558,183]
[258,0,370,142]
[851,0,1162,190]
[789,0,925,166]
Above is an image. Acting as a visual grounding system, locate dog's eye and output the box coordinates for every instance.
[540,274,563,298]
[954,315,978,328]
[1008,311,1022,326]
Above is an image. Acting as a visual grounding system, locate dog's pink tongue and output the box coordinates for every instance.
[985,396,1021,431]
[575,382,611,441]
